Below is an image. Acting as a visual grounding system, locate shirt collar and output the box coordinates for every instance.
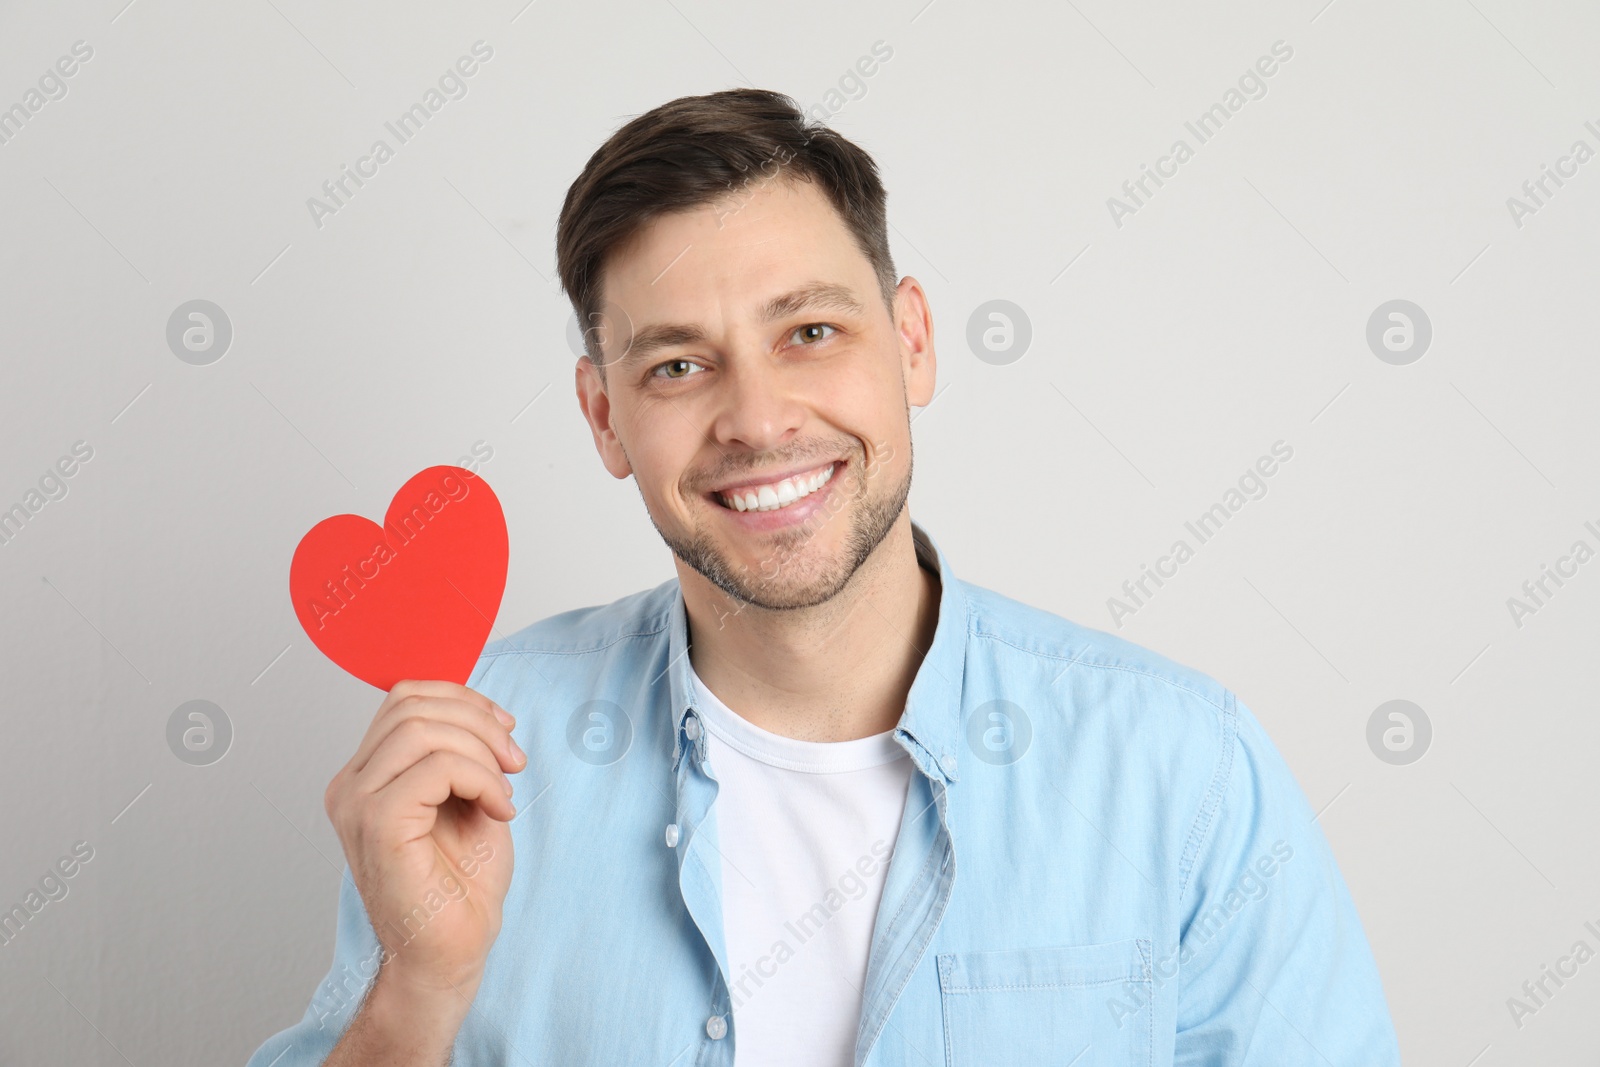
[666,520,968,782]
[898,521,968,782]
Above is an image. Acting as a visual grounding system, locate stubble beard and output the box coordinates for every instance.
[644,443,912,612]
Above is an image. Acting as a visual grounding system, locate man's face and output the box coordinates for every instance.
[575,177,936,611]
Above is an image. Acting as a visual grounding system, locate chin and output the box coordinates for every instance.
[732,549,856,611]
[653,463,913,614]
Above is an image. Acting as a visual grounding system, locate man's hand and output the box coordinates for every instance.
[322,679,524,1062]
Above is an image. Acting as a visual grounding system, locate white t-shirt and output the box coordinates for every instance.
[689,667,913,1067]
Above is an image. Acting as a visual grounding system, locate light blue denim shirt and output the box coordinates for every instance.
[248,522,1401,1066]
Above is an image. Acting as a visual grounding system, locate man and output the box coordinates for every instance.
[248,88,1402,1065]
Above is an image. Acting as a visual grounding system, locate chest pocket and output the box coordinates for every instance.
[937,939,1153,1066]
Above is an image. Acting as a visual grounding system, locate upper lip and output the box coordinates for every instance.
[706,460,839,496]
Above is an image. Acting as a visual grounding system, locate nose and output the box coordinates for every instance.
[708,349,805,453]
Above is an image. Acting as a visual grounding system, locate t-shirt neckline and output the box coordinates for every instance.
[688,667,908,774]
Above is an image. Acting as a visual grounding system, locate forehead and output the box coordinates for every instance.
[597,177,871,326]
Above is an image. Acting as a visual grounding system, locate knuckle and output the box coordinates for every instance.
[393,715,435,745]
[453,754,485,784]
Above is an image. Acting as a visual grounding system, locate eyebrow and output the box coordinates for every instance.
[615,282,866,367]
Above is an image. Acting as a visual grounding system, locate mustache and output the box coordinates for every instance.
[693,440,860,492]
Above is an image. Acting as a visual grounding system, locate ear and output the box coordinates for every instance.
[574,357,634,479]
[893,276,937,408]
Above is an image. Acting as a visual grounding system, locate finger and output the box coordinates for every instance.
[380,679,514,727]
[371,750,518,834]
[352,695,524,777]
[353,718,512,797]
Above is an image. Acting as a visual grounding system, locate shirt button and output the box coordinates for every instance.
[684,714,702,741]
[664,823,680,848]
[705,1014,727,1040]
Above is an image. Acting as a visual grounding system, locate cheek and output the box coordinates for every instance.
[628,402,703,496]
[827,363,906,441]
[803,350,894,415]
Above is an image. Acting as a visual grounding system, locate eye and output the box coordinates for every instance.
[652,358,703,380]
[789,323,836,346]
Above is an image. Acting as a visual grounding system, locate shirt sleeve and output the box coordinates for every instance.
[243,868,386,1066]
[1172,691,1402,1065]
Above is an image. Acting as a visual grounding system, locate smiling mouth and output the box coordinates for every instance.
[712,461,838,513]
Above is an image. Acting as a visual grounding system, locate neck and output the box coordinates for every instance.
[678,514,940,742]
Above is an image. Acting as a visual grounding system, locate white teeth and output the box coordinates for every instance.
[718,463,835,512]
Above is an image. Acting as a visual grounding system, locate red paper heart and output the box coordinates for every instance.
[289,465,508,691]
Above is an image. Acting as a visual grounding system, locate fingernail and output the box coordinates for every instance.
[509,738,526,764]
[493,704,515,727]
[503,776,514,796]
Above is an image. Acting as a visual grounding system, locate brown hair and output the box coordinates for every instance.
[556,88,897,370]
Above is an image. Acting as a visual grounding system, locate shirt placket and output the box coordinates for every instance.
[853,731,958,1067]
[670,706,737,1066]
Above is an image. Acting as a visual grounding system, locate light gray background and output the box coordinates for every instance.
[2,0,1596,1063]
